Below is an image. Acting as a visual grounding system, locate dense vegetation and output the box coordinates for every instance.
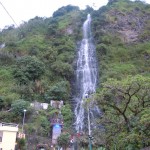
[0,5,82,149]
[0,0,150,149]
[91,0,150,149]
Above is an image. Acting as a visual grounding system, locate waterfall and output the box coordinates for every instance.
[74,14,99,132]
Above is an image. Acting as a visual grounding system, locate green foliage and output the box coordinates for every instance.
[45,36,75,79]
[95,30,150,82]
[96,75,150,149]
[0,1,150,149]
[57,132,70,149]
[0,4,80,108]
[84,5,94,14]
[53,5,79,18]
[96,43,108,56]
[105,63,137,79]
[0,51,15,65]
[107,0,146,13]
[0,67,13,82]
[45,81,70,101]
[0,111,14,122]
[11,99,30,116]
[17,34,47,54]
[41,47,58,64]
[1,25,19,44]
[61,104,73,128]
[40,116,49,128]
[12,83,33,100]
[13,56,45,84]
[98,147,106,150]
[0,67,19,105]
[35,115,50,136]
[18,16,48,38]
[51,61,73,78]
[25,123,36,135]
[24,110,50,137]
[57,51,74,63]
[17,138,26,150]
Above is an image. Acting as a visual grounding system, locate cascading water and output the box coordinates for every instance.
[74,14,100,132]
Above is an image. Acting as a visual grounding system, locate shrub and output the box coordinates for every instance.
[11,99,30,116]
[13,56,45,85]
[57,133,70,149]
[45,81,70,101]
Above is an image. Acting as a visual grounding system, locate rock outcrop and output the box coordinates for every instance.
[103,8,150,43]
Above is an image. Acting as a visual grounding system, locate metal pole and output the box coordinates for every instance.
[85,93,92,150]
[22,109,26,133]
[87,107,92,150]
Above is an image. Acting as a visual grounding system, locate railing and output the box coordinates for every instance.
[0,122,18,127]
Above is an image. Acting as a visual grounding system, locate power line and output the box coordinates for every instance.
[0,1,18,27]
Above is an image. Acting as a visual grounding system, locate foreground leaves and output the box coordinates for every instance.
[96,75,150,149]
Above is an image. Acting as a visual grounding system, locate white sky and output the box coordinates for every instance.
[0,0,108,29]
[0,0,150,29]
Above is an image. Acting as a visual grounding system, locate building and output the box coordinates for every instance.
[0,122,18,150]
[30,101,49,110]
[50,100,63,109]
[50,101,64,146]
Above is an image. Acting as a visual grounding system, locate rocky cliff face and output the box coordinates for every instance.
[98,1,150,43]
[104,9,150,43]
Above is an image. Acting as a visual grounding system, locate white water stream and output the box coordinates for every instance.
[74,14,100,132]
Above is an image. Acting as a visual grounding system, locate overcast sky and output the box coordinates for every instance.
[0,0,150,29]
[0,0,108,29]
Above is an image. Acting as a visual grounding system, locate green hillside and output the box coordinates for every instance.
[0,1,150,149]
[91,0,150,149]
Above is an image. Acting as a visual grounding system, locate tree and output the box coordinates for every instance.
[11,99,29,116]
[96,75,150,149]
[45,81,70,101]
[13,56,45,85]
[108,0,128,5]
[42,47,58,64]
[17,138,26,150]
[61,104,73,128]
[53,5,79,18]
[57,132,70,149]
[12,83,34,100]
[51,61,73,78]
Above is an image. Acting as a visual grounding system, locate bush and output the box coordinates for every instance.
[61,104,73,128]
[45,81,70,101]
[57,133,70,149]
[13,56,45,85]
[51,61,73,78]
[53,5,79,17]
[0,111,14,122]
[17,138,26,150]
[11,99,30,116]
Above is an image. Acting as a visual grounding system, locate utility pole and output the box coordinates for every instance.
[85,93,92,150]
[87,107,92,150]
[22,109,26,133]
